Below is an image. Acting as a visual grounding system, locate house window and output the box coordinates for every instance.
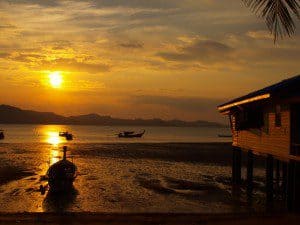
[235,107,264,130]
[275,105,281,127]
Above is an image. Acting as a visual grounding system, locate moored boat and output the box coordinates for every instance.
[59,131,73,141]
[40,146,77,194]
[65,133,73,140]
[118,130,145,138]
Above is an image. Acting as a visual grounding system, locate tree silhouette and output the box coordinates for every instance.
[243,0,300,42]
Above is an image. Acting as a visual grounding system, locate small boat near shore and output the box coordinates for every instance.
[118,130,145,138]
[59,131,73,141]
[40,146,77,194]
[0,130,4,140]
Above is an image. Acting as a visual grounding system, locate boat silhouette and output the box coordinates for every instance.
[118,130,145,138]
[59,131,73,141]
[40,146,77,194]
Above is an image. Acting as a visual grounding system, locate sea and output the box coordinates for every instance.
[0,124,231,143]
[0,124,268,213]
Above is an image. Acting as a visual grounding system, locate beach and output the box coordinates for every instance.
[1,0,299,222]
[0,142,267,213]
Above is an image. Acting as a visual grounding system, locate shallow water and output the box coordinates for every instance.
[0,142,266,213]
[0,124,231,143]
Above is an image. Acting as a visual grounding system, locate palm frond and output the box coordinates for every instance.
[243,0,300,42]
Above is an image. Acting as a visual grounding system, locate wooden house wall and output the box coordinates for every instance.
[231,104,290,160]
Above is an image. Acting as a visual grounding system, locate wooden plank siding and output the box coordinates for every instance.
[230,103,298,161]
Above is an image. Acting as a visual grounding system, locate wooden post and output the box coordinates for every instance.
[232,147,236,184]
[231,146,242,202]
[288,161,300,212]
[232,146,241,185]
[275,160,280,197]
[266,154,274,206]
[294,162,300,212]
[287,160,295,211]
[282,162,288,200]
[236,147,242,185]
[247,150,254,201]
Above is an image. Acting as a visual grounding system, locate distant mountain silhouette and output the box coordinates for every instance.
[0,105,225,127]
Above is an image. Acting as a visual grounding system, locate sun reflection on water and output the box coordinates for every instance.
[40,126,67,167]
[50,149,61,164]
[46,131,61,146]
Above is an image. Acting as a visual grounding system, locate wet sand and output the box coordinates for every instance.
[0,143,267,213]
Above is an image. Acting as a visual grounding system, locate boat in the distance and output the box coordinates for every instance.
[40,146,77,194]
[59,131,73,141]
[0,130,4,140]
[118,130,145,138]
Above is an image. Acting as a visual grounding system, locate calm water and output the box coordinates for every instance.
[0,124,231,143]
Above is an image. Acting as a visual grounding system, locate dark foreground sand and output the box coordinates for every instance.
[0,143,275,215]
[0,143,270,213]
[0,212,299,225]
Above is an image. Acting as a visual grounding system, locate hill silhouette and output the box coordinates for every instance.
[0,105,224,127]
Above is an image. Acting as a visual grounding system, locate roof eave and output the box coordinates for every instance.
[218,93,271,112]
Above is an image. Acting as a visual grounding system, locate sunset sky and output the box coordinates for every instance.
[0,0,299,123]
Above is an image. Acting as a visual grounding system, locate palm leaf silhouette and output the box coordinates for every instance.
[243,0,300,42]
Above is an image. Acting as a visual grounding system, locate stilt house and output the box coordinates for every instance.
[218,74,300,211]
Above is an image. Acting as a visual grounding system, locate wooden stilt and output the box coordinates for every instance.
[231,147,242,202]
[294,162,300,212]
[232,147,236,184]
[247,150,254,201]
[288,161,300,212]
[235,147,242,185]
[266,154,274,206]
[232,146,241,185]
[287,160,295,211]
[275,160,280,197]
[281,162,288,200]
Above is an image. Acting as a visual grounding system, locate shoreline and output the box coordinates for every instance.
[0,142,235,165]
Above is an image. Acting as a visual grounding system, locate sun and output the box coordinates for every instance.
[48,71,63,88]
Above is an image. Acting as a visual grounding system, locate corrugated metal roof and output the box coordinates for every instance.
[218,74,300,111]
